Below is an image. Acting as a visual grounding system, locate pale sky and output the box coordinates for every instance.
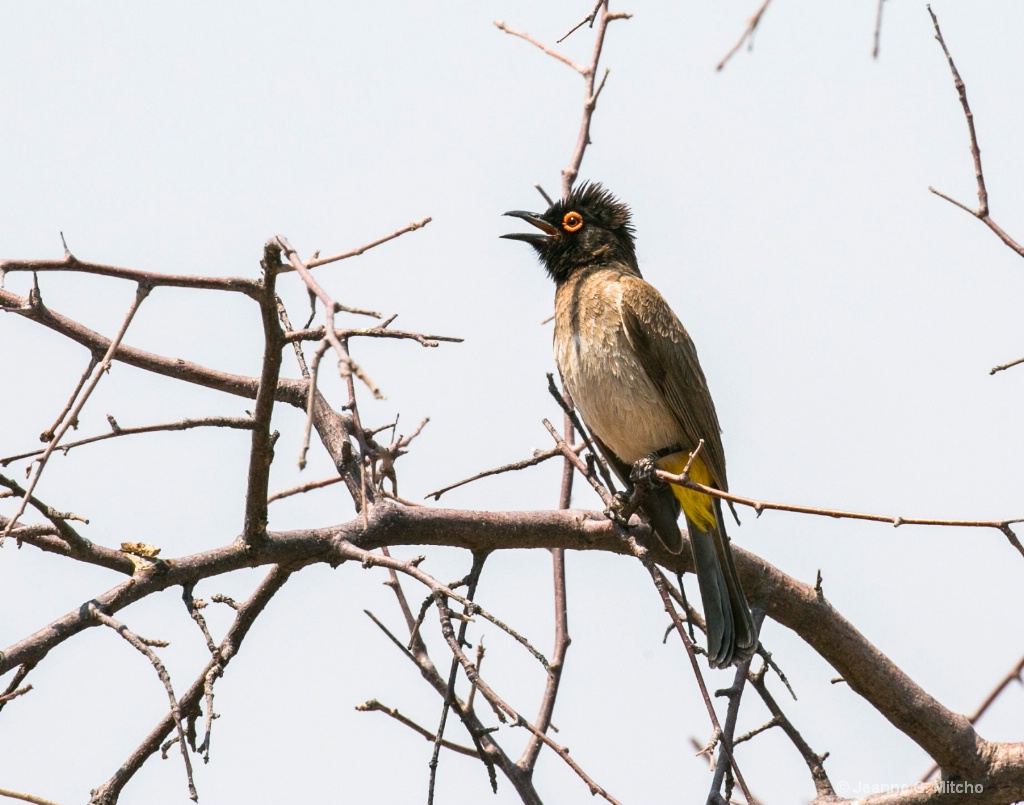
[3,2,1024,803]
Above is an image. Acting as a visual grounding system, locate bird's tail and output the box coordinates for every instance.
[659,454,757,668]
[685,508,757,667]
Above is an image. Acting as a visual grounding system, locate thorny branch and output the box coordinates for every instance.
[87,566,293,805]
[1,416,256,467]
[2,283,151,540]
[88,605,196,802]
[7,8,1024,805]
[654,462,1024,559]
[496,0,631,198]
[927,5,1024,259]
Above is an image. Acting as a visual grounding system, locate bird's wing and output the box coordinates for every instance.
[618,274,729,490]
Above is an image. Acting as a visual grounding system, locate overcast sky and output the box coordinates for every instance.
[3,2,1024,804]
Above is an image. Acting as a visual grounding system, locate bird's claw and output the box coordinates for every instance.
[630,454,663,487]
[604,491,632,526]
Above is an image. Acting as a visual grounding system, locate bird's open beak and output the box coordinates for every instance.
[501,211,558,248]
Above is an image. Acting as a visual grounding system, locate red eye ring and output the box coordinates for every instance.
[563,212,583,233]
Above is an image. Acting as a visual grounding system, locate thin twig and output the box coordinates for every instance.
[426,446,571,501]
[434,596,622,804]
[0,789,63,805]
[88,566,293,805]
[556,0,606,43]
[534,184,555,206]
[0,662,37,714]
[283,324,461,347]
[561,3,632,197]
[277,235,384,402]
[927,5,1024,258]
[717,0,773,71]
[268,474,343,504]
[495,3,630,198]
[3,284,151,540]
[748,660,834,798]
[872,0,886,59]
[654,466,1024,559]
[990,355,1024,376]
[520,409,575,772]
[0,685,33,706]
[494,21,586,73]
[89,605,196,802]
[645,562,754,804]
[1,416,255,467]
[337,541,549,669]
[429,552,488,805]
[38,354,98,442]
[709,610,764,803]
[276,295,310,379]
[356,699,479,758]
[293,217,431,271]
[921,652,1024,783]
[546,373,618,494]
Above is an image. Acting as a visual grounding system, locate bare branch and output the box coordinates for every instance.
[3,284,150,540]
[88,566,293,805]
[921,652,1024,783]
[283,323,462,347]
[0,684,33,706]
[873,0,886,59]
[520,409,575,772]
[241,242,287,548]
[355,699,479,758]
[38,354,98,443]
[429,551,489,804]
[927,5,1024,259]
[296,217,431,271]
[709,611,763,802]
[561,3,632,197]
[654,466,1024,559]
[1,416,255,467]
[717,0,773,71]
[88,605,196,802]
[0,789,63,805]
[990,355,1024,376]
[433,594,622,804]
[494,21,586,74]
[268,474,343,504]
[426,446,571,501]
[748,660,834,798]
[0,253,260,298]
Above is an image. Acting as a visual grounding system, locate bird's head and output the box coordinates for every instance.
[502,182,638,283]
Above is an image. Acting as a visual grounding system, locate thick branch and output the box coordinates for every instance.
[0,285,363,502]
[241,243,286,547]
[4,503,1003,789]
[0,253,260,298]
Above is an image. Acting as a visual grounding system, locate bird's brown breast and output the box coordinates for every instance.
[553,268,684,464]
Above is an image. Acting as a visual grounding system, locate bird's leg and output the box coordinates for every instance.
[609,453,665,523]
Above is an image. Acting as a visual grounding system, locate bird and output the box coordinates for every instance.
[502,182,756,668]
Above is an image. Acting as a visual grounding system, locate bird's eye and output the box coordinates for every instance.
[562,212,584,233]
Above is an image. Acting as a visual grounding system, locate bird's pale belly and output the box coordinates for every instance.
[555,324,682,465]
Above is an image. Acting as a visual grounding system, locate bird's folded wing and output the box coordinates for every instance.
[618,275,729,491]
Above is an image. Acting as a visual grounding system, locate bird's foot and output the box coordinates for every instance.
[603,491,633,526]
[629,453,664,488]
